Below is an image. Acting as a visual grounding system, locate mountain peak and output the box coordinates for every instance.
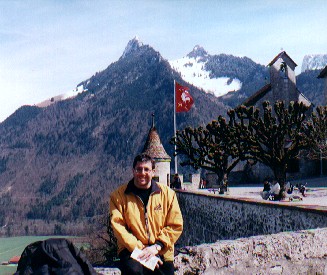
[301,54,327,72]
[187,45,208,59]
[122,36,144,58]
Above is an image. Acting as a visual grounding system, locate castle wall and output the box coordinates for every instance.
[184,173,201,191]
[176,191,327,247]
[155,161,170,185]
[169,173,201,191]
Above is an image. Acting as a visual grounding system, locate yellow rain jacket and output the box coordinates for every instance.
[109,179,183,261]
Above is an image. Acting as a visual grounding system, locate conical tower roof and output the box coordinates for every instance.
[142,114,171,161]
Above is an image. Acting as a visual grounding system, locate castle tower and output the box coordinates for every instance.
[243,51,311,109]
[142,114,171,185]
[268,51,298,104]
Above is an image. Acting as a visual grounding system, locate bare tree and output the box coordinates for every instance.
[172,115,243,185]
[85,214,118,267]
[305,106,327,159]
[228,101,313,197]
[173,101,314,199]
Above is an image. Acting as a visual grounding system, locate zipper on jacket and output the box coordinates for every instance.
[135,195,151,245]
[144,211,151,245]
[135,191,159,245]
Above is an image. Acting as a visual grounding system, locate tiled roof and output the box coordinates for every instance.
[142,126,171,160]
[268,51,297,67]
[242,83,271,107]
[297,88,312,107]
[242,84,312,107]
[9,255,20,264]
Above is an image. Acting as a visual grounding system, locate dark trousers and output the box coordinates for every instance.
[119,249,174,275]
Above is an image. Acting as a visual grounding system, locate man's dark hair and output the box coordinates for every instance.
[133,154,155,169]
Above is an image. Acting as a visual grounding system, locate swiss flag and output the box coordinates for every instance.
[175,82,194,112]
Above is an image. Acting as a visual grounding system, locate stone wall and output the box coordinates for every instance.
[176,191,327,247]
[174,228,327,275]
[99,228,327,275]
[102,192,326,274]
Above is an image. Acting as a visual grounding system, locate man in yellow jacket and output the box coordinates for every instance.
[110,154,183,274]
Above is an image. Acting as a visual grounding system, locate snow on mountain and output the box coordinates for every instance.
[169,45,242,97]
[36,85,87,108]
[301,54,327,72]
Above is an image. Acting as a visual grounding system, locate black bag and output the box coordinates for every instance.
[15,238,97,275]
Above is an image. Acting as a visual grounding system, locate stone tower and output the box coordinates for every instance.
[243,51,311,110]
[268,51,298,104]
[142,114,171,185]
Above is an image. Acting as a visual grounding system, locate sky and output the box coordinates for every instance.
[1,0,327,122]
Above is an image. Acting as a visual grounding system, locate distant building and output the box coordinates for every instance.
[228,51,324,183]
[243,51,312,109]
[142,114,171,185]
[141,115,201,190]
[8,255,20,264]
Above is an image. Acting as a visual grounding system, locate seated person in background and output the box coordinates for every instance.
[171,174,182,189]
[285,182,294,194]
[296,183,306,197]
[260,180,271,200]
[270,180,281,200]
[219,175,228,194]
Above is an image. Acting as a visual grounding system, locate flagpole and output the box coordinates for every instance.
[173,80,178,174]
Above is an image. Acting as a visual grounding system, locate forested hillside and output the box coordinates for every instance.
[0,39,226,236]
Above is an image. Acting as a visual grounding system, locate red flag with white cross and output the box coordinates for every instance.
[175,82,194,112]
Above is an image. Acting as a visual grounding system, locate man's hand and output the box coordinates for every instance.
[155,258,163,269]
[137,245,163,269]
[138,245,159,261]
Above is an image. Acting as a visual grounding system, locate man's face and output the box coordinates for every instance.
[133,160,154,189]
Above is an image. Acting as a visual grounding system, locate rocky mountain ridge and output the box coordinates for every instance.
[171,45,325,107]
[33,42,326,111]
[169,45,268,100]
[301,54,327,72]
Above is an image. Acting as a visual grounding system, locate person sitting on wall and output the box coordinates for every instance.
[109,154,183,275]
[219,175,228,194]
[171,174,182,189]
[296,183,306,197]
[269,180,281,201]
[260,180,271,200]
[285,182,294,194]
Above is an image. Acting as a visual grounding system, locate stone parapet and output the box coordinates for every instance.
[174,228,327,274]
[176,191,327,246]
